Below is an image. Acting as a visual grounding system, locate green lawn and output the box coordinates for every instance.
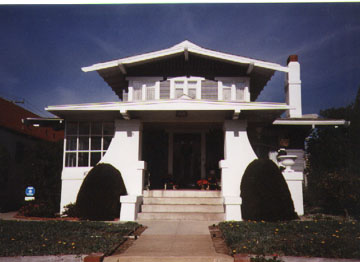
[0,220,139,257]
[219,220,360,259]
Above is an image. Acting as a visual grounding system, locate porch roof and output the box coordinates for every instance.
[273,118,349,128]
[81,40,289,101]
[46,99,289,122]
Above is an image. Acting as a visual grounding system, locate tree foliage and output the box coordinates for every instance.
[306,87,360,218]
[20,140,63,212]
[0,145,11,189]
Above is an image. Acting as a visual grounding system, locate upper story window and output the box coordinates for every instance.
[145,82,156,100]
[170,76,203,99]
[124,76,250,102]
[174,80,185,98]
[64,121,114,167]
[216,77,250,102]
[127,77,162,102]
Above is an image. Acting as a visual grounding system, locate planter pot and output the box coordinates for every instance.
[277,155,298,172]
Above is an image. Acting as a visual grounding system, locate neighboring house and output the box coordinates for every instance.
[45,41,346,221]
[0,97,64,211]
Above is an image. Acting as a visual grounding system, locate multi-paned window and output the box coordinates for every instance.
[145,82,156,100]
[127,77,161,101]
[132,81,143,101]
[187,80,198,99]
[174,80,185,98]
[124,76,250,102]
[64,121,114,167]
[170,77,203,99]
[217,77,250,102]
[221,82,233,100]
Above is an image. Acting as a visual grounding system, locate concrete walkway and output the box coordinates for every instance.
[104,220,233,262]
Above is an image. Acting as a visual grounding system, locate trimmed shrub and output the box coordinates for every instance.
[75,163,127,221]
[240,159,298,221]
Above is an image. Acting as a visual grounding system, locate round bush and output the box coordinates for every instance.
[240,159,298,221]
[76,163,127,221]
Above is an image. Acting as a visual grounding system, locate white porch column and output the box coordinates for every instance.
[100,119,146,221]
[219,120,257,221]
[283,171,304,216]
[285,55,302,118]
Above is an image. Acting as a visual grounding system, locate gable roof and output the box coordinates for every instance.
[82,40,289,73]
[81,40,289,101]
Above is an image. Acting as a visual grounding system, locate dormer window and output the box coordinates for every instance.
[145,82,156,100]
[170,76,203,99]
[126,77,161,101]
[125,76,250,102]
[216,77,250,102]
[174,80,185,99]
[222,82,233,100]
[132,81,143,101]
[187,80,198,98]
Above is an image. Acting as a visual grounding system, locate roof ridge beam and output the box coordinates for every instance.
[184,47,189,61]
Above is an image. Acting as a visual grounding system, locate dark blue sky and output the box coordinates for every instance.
[1,4,359,117]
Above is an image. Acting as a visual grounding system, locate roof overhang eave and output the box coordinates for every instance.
[81,46,184,72]
[22,117,65,129]
[81,43,289,73]
[187,47,289,72]
[46,100,289,112]
[273,119,350,127]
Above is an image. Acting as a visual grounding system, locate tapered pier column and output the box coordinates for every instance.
[100,119,146,221]
[219,120,257,221]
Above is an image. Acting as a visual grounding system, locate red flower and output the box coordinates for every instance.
[197,179,209,186]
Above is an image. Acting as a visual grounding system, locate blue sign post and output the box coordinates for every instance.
[25,186,35,201]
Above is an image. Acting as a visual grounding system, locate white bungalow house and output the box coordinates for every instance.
[43,41,346,221]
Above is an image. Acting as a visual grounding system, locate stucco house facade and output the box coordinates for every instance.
[44,41,346,221]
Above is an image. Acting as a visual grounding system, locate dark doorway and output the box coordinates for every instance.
[142,130,169,189]
[206,128,224,181]
[173,133,201,188]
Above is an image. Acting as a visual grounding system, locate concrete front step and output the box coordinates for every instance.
[139,190,225,221]
[143,190,221,198]
[137,212,225,221]
[141,204,224,213]
[143,197,223,205]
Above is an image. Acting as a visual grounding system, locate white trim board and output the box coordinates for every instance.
[82,40,289,73]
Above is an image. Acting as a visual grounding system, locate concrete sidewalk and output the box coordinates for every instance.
[104,220,233,262]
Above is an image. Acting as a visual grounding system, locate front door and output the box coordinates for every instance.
[173,133,201,188]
